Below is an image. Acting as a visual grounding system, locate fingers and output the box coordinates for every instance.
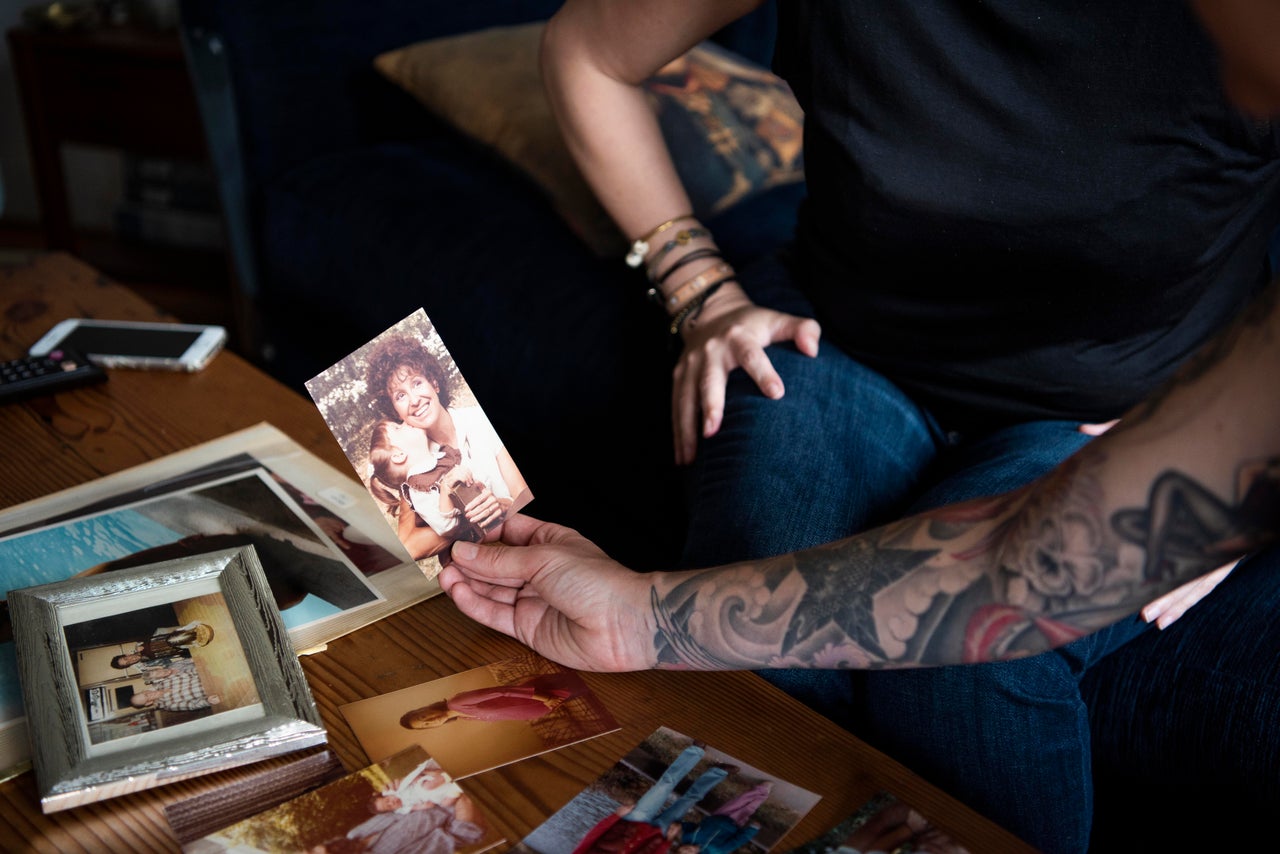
[439,567,519,638]
[474,496,503,527]
[670,308,821,465]
[793,317,822,357]
[464,487,503,527]
[672,352,705,466]
[446,514,576,580]
[1140,560,1239,629]
[502,512,577,546]
[1078,419,1120,436]
[734,337,783,401]
[439,564,522,604]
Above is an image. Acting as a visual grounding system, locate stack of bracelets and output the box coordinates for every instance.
[626,213,738,334]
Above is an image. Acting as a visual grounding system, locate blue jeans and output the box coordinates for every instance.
[624,743,729,829]
[680,273,1280,852]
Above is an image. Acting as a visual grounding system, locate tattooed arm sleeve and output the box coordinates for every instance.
[648,280,1280,669]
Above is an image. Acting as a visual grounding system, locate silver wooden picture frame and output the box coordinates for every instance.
[9,545,326,813]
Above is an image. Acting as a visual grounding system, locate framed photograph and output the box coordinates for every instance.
[0,423,436,777]
[9,545,327,813]
[306,308,533,582]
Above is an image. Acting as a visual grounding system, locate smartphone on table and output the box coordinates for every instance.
[28,319,228,372]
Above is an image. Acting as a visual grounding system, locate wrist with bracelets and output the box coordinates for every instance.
[657,262,735,313]
[625,214,695,268]
[628,214,736,332]
[645,227,712,277]
[669,278,732,335]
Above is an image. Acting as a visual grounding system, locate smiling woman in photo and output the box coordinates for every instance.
[364,334,530,560]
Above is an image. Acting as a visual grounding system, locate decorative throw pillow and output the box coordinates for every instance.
[374,22,803,257]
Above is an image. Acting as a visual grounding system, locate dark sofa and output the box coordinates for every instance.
[175,0,801,569]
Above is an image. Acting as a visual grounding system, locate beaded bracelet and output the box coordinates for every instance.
[645,227,710,278]
[656,247,723,286]
[669,279,730,335]
[625,214,694,268]
[659,262,735,315]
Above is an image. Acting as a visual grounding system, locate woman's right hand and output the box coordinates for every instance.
[672,283,821,464]
[439,514,656,672]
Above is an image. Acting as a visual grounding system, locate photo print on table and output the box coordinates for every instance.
[514,725,820,854]
[306,308,533,582]
[186,744,504,854]
[340,651,618,780]
[786,789,972,854]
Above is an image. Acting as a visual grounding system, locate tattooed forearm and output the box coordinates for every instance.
[1113,458,1280,580]
[649,457,1280,670]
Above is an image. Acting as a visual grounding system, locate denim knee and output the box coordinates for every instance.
[682,345,938,566]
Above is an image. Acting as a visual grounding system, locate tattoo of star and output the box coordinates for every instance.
[783,540,938,659]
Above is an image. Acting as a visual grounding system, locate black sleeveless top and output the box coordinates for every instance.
[773,1,1280,430]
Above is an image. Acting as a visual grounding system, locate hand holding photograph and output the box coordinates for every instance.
[305,309,533,582]
[9,545,326,813]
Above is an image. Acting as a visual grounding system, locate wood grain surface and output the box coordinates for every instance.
[0,254,1036,853]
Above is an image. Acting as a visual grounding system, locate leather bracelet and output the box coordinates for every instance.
[659,262,735,315]
[670,279,730,335]
[645,228,711,278]
[625,214,693,268]
[656,247,723,286]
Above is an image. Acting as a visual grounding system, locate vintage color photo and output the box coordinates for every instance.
[186,745,504,854]
[787,790,972,854]
[306,308,533,582]
[9,547,325,812]
[67,587,260,754]
[515,726,820,854]
[340,652,618,780]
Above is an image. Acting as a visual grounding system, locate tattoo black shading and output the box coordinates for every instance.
[783,541,938,658]
[1113,459,1280,581]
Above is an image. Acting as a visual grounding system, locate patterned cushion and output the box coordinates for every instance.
[374,22,803,256]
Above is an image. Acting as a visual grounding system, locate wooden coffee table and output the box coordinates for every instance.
[0,253,1036,852]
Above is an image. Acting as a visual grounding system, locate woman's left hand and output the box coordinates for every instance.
[463,485,504,529]
[672,284,821,465]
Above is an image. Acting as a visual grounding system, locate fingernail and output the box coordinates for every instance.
[453,541,477,560]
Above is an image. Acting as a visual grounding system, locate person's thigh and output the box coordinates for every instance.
[906,418,1092,509]
[681,342,939,568]
[681,251,941,568]
[859,420,1145,854]
[1084,545,1280,844]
